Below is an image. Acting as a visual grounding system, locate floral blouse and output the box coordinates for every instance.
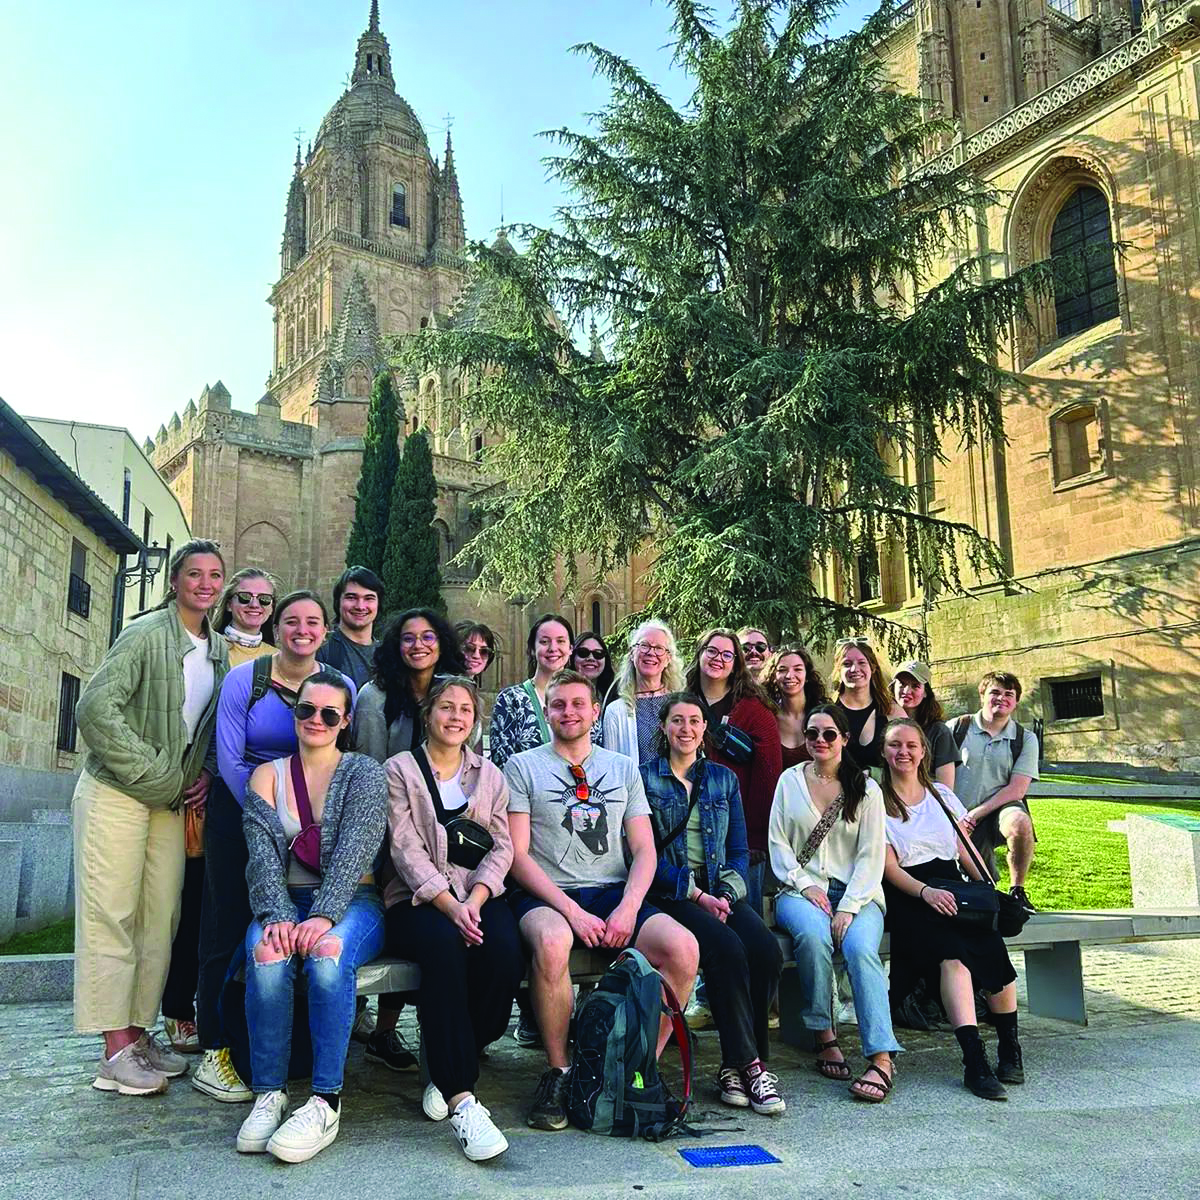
[488,681,603,768]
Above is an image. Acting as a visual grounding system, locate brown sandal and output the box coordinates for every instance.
[814,1036,852,1082]
[849,1062,894,1103]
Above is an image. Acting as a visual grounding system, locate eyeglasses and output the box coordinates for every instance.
[804,727,841,744]
[634,642,669,657]
[741,641,769,654]
[568,762,590,802]
[574,647,606,662]
[233,591,274,607]
[401,631,439,648]
[295,702,344,728]
[702,646,736,663]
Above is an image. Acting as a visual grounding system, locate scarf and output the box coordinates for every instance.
[224,624,264,649]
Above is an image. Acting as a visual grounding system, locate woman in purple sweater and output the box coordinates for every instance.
[193,590,355,1104]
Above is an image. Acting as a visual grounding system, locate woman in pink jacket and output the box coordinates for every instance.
[383,675,520,1164]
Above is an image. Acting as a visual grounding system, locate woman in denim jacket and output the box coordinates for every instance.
[640,693,785,1116]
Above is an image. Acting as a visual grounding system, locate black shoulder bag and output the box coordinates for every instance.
[411,745,495,871]
[699,696,755,765]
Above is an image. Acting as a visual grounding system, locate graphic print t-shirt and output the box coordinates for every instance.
[504,743,650,889]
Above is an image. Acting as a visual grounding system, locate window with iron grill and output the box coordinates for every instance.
[57,673,81,751]
[1049,675,1104,721]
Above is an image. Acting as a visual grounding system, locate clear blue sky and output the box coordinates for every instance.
[1,0,872,442]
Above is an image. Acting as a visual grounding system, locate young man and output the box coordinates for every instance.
[738,628,772,683]
[952,671,1040,912]
[503,670,699,1132]
[318,566,382,689]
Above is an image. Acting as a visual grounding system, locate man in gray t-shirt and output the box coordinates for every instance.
[503,669,698,1132]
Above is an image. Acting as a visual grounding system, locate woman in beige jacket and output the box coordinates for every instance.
[383,676,521,1163]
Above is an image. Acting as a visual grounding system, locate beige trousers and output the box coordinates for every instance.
[72,770,185,1034]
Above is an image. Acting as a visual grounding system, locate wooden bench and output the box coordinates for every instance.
[357,908,1200,1040]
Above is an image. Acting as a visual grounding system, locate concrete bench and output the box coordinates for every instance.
[1028,781,1200,801]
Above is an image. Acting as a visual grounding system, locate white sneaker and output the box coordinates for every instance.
[191,1047,253,1103]
[422,1081,449,1122]
[449,1096,508,1162]
[237,1090,290,1153]
[92,1042,167,1096]
[351,1002,377,1044]
[140,1031,188,1078]
[266,1095,340,1163]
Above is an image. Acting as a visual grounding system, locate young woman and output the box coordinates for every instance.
[891,661,959,788]
[213,569,278,667]
[684,629,782,915]
[488,613,576,769]
[770,704,900,1103]
[456,621,496,685]
[642,694,785,1114]
[384,677,521,1162]
[880,719,1023,1101]
[737,628,772,683]
[603,619,683,764]
[763,643,829,771]
[235,672,387,1163]
[73,539,227,1096]
[355,609,467,761]
[195,592,356,1103]
[569,631,615,711]
[832,638,904,775]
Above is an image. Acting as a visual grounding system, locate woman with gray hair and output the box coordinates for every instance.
[602,618,685,763]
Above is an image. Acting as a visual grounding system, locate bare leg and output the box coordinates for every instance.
[633,914,699,1058]
[998,808,1034,888]
[940,959,976,1027]
[984,980,1018,1015]
[519,909,576,1070]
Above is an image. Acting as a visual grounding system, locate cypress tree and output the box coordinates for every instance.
[381,428,444,614]
[345,370,401,573]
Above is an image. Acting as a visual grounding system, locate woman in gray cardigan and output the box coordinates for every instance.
[236,670,387,1165]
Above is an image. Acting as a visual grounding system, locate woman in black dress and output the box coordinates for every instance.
[880,719,1026,1101]
[831,638,902,775]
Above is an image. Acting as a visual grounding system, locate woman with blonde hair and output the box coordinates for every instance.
[831,638,903,774]
[213,569,280,667]
[602,618,684,763]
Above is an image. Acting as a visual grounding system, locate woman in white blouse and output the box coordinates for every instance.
[769,704,900,1102]
[880,719,1022,1101]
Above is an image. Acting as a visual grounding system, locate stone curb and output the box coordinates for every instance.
[0,953,73,1004]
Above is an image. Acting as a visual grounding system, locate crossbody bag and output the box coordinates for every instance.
[412,745,495,871]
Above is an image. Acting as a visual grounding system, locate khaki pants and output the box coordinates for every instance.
[72,770,185,1034]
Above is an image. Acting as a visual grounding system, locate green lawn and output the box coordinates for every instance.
[999,797,1200,910]
[0,918,73,956]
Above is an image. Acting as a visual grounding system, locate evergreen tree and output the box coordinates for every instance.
[403,0,1059,652]
[381,428,444,614]
[345,371,401,573]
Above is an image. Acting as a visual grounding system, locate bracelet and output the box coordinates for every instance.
[919,885,929,900]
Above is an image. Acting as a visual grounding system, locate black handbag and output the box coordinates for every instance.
[927,788,1030,939]
[699,697,755,765]
[412,746,495,872]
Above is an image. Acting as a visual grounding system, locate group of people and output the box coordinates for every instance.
[71,542,1040,1167]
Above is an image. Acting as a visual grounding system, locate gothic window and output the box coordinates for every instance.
[391,183,408,228]
[856,546,881,604]
[590,598,603,635]
[1050,186,1119,338]
[472,432,484,462]
[1050,402,1107,487]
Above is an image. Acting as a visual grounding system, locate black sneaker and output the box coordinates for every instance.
[527,1067,569,1130]
[996,1041,1025,1085]
[513,1011,543,1050]
[364,1029,417,1072]
[1009,886,1037,914]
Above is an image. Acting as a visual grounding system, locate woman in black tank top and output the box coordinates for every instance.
[832,639,902,772]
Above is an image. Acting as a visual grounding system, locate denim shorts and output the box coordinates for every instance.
[508,884,661,937]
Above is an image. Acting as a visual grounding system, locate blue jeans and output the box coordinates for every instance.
[245,885,384,1094]
[776,881,901,1058]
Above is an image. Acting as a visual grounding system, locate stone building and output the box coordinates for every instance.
[148,3,648,689]
[861,0,1200,767]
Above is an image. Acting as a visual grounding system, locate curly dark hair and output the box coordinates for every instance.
[764,642,829,712]
[373,608,467,726]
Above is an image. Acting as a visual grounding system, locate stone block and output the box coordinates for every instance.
[7,820,72,928]
[1123,812,1200,908]
[0,953,73,1003]
[0,839,21,943]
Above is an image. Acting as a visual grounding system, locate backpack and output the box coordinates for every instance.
[566,948,692,1140]
[952,714,1024,767]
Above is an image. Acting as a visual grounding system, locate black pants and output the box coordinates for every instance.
[385,897,523,1099]
[161,855,206,1021]
[196,778,251,1050]
[657,897,783,1067]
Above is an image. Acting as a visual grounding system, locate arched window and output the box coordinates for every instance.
[472,432,484,462]
[1050,186,1119,338]
[591,598,603,635]
[391,183,408,228]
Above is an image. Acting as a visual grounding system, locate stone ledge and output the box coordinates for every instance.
[0,953,72,1004]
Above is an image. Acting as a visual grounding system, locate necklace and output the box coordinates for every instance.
[273,654,310,690]
[808,763,839,782]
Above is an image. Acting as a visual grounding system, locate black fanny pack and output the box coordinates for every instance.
[413,745,494,871]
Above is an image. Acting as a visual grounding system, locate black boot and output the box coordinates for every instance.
[955,1025,1007,1101]
[992,1011,1024,1084]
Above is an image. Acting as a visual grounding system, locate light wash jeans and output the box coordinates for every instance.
[245,885,384,1094]
[776,880,901,1058]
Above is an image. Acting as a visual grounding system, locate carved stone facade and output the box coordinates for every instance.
[870,2,1200,768]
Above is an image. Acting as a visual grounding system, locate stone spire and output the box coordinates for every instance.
[351,0,394,89]
[589,321,606,363]
[280,143,307,274]
[331,271,385,370]
[434,128,466,255]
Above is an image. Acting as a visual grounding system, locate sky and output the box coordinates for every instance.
[0,0,873,442]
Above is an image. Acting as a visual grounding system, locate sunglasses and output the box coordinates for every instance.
[741,641,769,654]
[567,762,591,803]
[804,727,841,744]
[233,591,274,606]
[573,648,606,662]
[401,630,439,648]
[295,702,345,728]
[464,642,493,661]
[835,637,872,649]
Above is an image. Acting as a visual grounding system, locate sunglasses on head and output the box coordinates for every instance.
[573,647,606,662]
[804,727,841,744]
[567,762,591,802]
[741,641,769,654]
[835,637,872,649]
[233,591,274,606]
[295,702,344,728]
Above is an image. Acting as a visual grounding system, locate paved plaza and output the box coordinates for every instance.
[2,940,1198,1200]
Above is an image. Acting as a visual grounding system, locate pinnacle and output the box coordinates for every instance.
[369,0,380,35]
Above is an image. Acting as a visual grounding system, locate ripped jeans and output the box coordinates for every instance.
[244,885,384,1094]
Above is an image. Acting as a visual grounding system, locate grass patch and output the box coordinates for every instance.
[0,918,74,956]
[999,797,1200,910]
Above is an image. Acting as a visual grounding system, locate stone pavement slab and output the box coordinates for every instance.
[1,941,1198,1200]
